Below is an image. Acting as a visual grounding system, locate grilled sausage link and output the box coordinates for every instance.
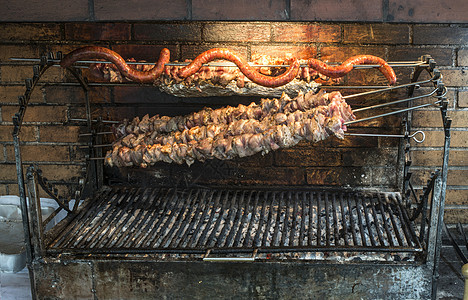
[178,48,301,88]
[307,55,397,85]
[60,46,170,83]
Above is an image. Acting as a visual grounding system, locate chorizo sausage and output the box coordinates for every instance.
[60,46,170,83]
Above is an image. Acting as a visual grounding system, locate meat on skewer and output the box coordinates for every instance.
[105,91,355,168]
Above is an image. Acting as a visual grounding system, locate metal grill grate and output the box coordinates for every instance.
[47,187,422,254]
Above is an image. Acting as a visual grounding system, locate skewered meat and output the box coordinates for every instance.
[113,90,330,139]
[61,47,396,86]
[105,90,355,168]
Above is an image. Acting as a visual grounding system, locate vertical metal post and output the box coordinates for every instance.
[26,167,45,258]
[430,97,451,299]
[12,116,38,300]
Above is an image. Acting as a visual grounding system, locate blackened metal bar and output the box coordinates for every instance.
[216,191,239,247]
[196,190,222,248]
[138,188,182,248]
[353,193,368,247]
[254,191,269,247]
[243,191,259,247]
[187,190,214,248]
[261,192,275,247]
[48,188,112,248]
[141,188,182,248]
[299,192,306,247]
[129,188,174,248]
[101,188,152,248]
[272,191,283,247]
[159,189,196,248]
[153,189,195,247]
[367,195,385,247]
[383,194,405,246]
[225,191,247,248]
[52,189,117,248]
[280,192,289,247]
[113,188,161,247]
[323,193,331,247]
[338,193,350,246]
[331,193,340,246]
[308,192,315,246]
[233,191,254,247]
[289,192,299,247]
[316,192,321,246]
[206,191,230,248]
[393,193,421,248]
[377,193,395,247]
[78,188,139,248]
[360,194,377,247]
[390,194,413,247]
[345,193,358,246]
[172,189,202,248]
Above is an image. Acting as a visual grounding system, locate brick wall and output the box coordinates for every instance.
[0,4,467,222]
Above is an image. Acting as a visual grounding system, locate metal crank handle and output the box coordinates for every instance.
[345,130,426,143]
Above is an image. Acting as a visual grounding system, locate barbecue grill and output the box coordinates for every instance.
[12,52,451,299]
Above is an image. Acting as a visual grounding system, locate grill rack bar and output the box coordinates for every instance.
[46,187,422,256]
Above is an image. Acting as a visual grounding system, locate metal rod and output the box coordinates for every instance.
[342,79,434,99]
[345,131,426,143]
[351,88,438,112]
[79,132,113,136]
[344,101,442,125]
[70,118,119,124]
[10,57,428,68]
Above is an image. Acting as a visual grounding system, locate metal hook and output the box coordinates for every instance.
[409,130,425,143]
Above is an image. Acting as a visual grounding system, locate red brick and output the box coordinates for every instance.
[344,24,409,45]
[312,135,379,148]
[111,44,179,62]
[441,69,468,87]
[203,23,270,42]
[44,86,110,104]
[388,47,453,67]
[272,23,341,43]
[413,26,468,45]
[306,167,372,186]
[237,167,305,185]
[275,148,341,167]
[0,1,88,22]
[65,23,131,41]
[0,44,41,63]
[320,46,386,64]
[181,44,248,60]
[94,0,187,20]
[0,184,7,195]
[445,208,468,223]
[0,86,43,104]
[388,0,468,23]
[12,145,69,162]
[251,45,317,60]
[0,65,66,83]
[411,131,468,148]
[459,49,468,67]
[0,23,61,41]
[0,164,17,181]
[413,110,468,128]
[291,0,382,21]
[39,126,81,143]
[459,91,468,108]
[0,125,37,142]
[412,169,468,187]
[193,0,288,20]
[134,24,201,41]
[411,150,467,166]
[38,164,83,181]
[2,105,67,123]
[372,167,397,186]
[342,148,397,167]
